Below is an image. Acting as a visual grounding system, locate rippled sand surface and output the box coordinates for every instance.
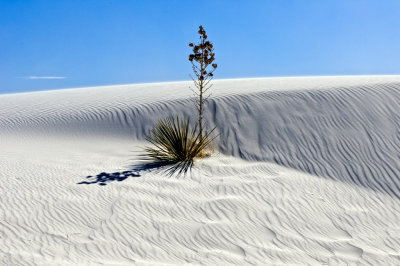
[1,76,400,265]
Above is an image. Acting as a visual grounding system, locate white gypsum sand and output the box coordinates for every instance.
[1,76,400,265]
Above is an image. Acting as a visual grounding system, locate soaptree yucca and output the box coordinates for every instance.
[143,117,216,174]
[142,25,218,174]
[189,25,217,142]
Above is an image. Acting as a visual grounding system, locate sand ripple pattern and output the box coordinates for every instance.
[1,77,400,265]
[1,145,399,265]
[1,78,400,198]
[209,83,400,199]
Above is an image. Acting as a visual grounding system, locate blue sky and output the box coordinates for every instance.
[1,0,400,94]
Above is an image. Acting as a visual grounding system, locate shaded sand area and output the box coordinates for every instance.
[1,76,400,265]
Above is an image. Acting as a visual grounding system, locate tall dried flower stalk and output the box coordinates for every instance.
[189,25,217,141]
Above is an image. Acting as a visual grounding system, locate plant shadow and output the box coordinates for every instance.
[77,161,188,186]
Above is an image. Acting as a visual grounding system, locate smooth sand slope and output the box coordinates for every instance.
[1,76,400,265]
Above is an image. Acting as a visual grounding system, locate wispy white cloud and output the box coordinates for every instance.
[21,76,67,80]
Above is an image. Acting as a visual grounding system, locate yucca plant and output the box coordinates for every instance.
[143,116,216,175]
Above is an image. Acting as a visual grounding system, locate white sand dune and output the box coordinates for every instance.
[1,76,400,265]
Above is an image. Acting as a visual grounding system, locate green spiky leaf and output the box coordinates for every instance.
[142,116,217,175]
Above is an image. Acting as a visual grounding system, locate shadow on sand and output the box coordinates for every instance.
[78,161,187,186]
